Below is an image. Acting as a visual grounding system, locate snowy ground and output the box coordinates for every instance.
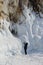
[0,54,43,65]
[0,6,43,65]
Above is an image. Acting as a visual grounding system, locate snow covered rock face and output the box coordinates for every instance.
[0,19,22,56]
[10,5,43,54]
[31,16,43,53]
[9,5,35,54]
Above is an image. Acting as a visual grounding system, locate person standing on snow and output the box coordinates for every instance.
[24,42,28,54]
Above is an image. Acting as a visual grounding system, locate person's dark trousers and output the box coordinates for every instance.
[24,43,28,55]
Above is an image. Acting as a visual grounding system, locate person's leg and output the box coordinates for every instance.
[25,45,27,54]
[24,43,28,55]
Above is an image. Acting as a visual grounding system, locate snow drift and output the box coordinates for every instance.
[0,19,22,56]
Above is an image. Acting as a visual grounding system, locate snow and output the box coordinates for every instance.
[0,54,43,65]
[0,19,22,56]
